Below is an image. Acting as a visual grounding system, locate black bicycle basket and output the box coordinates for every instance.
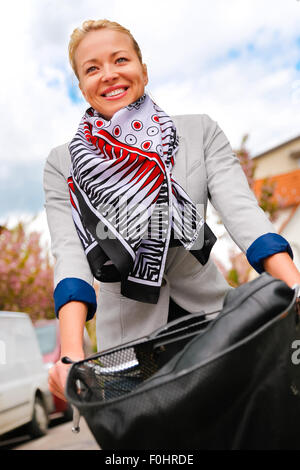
[65,274,300,450]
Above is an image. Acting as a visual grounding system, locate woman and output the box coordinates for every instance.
[44,19,300,401]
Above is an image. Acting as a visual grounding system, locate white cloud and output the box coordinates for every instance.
[0,0,298,161]
[1,0,300,263]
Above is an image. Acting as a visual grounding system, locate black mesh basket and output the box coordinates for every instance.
[66,274,300,450]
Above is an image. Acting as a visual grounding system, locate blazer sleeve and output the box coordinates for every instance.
[202,114,293,272]
[43,146,97,320]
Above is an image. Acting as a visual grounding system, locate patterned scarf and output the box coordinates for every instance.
[68,94,213,304]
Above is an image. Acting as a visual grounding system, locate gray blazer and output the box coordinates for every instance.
[43,114,275,352]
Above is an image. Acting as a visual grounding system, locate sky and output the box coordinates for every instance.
[1,0,300,261]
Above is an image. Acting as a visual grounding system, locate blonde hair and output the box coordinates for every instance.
[69,19,143,79]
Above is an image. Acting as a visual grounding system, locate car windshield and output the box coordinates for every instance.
[35,324,57,355]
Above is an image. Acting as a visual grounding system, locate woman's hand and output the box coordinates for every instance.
[48,359,71,401]
[48,355,83,401]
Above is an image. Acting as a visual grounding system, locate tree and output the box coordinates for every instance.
[0,220,55,322]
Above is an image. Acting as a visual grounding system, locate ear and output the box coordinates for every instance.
[142,63,149,86]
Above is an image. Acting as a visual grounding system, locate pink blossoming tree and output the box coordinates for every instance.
[0,221,55,322]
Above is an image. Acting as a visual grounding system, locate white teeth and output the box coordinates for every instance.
[105,88,126,97]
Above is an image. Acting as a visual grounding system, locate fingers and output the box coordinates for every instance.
[48,361,70,402]
[48,374,67,401]
[48,379,67,401]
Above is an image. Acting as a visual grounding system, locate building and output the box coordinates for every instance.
[252,134,300,270]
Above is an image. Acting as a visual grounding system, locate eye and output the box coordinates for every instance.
[86,65,98,74]
[116,57,128,64]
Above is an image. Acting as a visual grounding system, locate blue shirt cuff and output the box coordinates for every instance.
[53,278,97,321]
[246,233,294,274]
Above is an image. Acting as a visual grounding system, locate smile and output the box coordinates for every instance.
[102,87,129,100]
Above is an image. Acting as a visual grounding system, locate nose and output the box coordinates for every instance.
[101,64,119,82]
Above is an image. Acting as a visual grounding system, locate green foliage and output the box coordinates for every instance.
[227,268,239,287]
[258,178,279,220]
[236,134,280,220]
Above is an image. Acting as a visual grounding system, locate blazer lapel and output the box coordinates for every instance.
[172,135,187,191]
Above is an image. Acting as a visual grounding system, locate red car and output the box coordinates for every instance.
[34,319,93,420]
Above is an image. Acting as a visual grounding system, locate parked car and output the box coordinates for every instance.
[34,319,93,421]
[0,311,54,438]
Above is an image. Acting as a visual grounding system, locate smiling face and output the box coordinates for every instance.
[75,28,148,120]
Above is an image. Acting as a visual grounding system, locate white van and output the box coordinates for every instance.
[0,311,54,438]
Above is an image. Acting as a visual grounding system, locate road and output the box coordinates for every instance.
[0,417,100,451]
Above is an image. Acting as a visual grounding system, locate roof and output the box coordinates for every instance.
[252,169,300,208]
[0,311,29,319]
[253,134,300,159]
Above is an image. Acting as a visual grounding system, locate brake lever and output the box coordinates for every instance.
[72,405,81,434]
[61,356,81,434]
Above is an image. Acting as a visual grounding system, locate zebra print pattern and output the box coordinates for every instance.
[68,94,204,303]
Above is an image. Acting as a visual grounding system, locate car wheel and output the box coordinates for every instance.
[27,396,49,438]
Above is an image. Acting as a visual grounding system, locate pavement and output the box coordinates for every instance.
[12,417,100,451]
